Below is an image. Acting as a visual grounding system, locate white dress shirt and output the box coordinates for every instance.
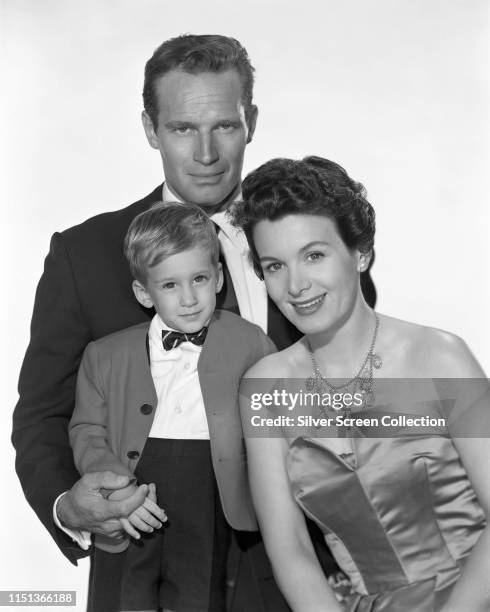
[148,314,209,439]
[53,493,91,550]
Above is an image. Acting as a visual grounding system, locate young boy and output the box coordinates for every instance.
[69,202,275,612]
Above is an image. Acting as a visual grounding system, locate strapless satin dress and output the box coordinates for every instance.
[286,399,486,611]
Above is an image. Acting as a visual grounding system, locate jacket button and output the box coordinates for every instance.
[140,403,153,415]
[127,450,140,460]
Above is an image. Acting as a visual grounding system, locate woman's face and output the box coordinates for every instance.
[253,214,363,336]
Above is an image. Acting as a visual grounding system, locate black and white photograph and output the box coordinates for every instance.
[2,1,489,611]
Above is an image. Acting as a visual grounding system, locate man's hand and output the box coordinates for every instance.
[56,471,149,538]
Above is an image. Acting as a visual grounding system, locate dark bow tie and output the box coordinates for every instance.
[161,327,208,351]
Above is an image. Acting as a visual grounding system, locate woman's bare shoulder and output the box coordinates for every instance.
[244,338,306,379]
[378,313,485,377]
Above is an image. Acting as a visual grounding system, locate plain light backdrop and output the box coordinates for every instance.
[1,1,488,609]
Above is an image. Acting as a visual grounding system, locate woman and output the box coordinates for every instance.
[231,157,489,611]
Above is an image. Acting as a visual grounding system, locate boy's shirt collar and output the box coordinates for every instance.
[153,312,213,336]
[149,314,204,362]
[147,313,210,440]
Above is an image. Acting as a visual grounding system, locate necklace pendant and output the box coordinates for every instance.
[359,377,370,392]
[364,389,375,407]
[306,374,323,394]
[305,312,381,419]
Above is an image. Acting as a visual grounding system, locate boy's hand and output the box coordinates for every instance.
[120,482,167,540]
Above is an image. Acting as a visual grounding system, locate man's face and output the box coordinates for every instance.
[142,69,258,208]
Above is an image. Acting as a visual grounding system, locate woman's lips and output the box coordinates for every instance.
[290,293,326,315]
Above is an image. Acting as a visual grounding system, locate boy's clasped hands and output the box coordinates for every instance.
[106,481,167,540]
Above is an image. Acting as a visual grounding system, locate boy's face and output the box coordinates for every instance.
[133,245,223,333]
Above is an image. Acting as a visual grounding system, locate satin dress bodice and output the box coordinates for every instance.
[287,398,486,611]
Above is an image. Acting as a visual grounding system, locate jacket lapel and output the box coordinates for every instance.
[131,328,159,410]
[198,314,230,419]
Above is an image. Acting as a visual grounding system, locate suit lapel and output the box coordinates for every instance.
[198,314,231,419]
[132,327,159,407]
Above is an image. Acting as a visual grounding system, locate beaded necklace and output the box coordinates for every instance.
[305,312,382,423]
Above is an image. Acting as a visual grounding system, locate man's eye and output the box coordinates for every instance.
[217,122,236,132]
[173,126,193,135]
[193,275,208,283]
[162,282,176,289]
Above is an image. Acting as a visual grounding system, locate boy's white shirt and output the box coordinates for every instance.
[56,182,268,548]
[148,314,209,439]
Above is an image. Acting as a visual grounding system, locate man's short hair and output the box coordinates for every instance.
[143,34,255,128]
[124,201,220,284]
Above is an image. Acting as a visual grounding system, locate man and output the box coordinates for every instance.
[13,34,302,612]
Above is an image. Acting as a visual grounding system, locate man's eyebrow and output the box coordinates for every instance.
[213,118,242,126]
[164,120,195,129]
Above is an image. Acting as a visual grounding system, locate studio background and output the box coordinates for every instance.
[1,1,488,610]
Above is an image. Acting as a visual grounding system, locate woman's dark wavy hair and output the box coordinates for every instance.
[231,156,376,279]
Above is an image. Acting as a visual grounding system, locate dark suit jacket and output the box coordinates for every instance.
[12,185,301,564]
[69,312,276,552]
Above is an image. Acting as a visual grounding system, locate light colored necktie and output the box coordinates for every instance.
[212,212,268,332]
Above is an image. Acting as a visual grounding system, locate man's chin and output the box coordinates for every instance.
[187,184,239,210]
[166,177,240,209]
